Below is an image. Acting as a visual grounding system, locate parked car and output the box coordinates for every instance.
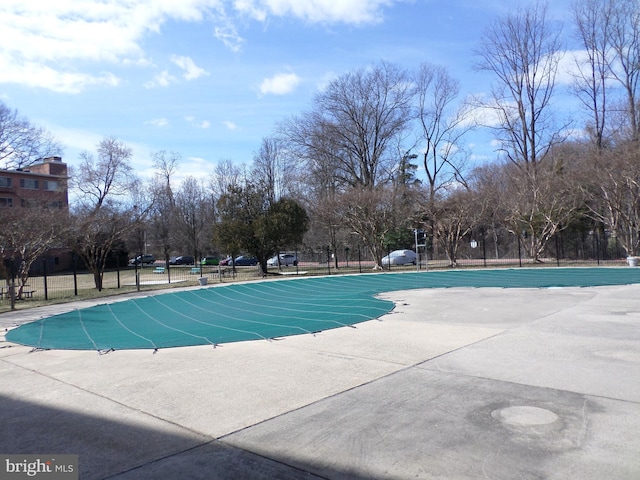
[267,253,298,267]
[381,249,417,266]
[169,255,195,265]
[219,256,233,266]
[130,254,156,265]
[201,256,219,266]
[233,255,258,266]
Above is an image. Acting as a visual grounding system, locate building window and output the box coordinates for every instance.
[20,178,39,189]
[21,199,37,208]
[0,197,13,207]
[0,177,11,188]
[43,180,59,191]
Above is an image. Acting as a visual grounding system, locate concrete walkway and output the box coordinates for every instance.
[1,284,639,479]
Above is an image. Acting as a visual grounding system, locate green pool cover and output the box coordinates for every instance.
[6,268,640,351]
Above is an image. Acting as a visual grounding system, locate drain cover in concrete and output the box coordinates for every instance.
[492,406,559,426]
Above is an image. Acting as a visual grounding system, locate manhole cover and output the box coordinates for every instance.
[491,406,559,426]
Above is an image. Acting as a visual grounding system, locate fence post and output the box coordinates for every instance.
[43,258,49,300]
[387,245,391,271]
[326,246,331,275]
[358,245,362,274]
[425,239,429,271]
[9,261,16,310]
[73,252,78,296]
[9,279,16,311]
[481,226,487,268]
[135,259,140,291]
[518,235,522,267]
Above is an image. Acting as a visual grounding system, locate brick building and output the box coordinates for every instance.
[0,156,69,210]
[1,157,71,274]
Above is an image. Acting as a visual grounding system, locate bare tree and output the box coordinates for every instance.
[425,188,484,267]
[0,101,62,169]
[252,137,293,202]
[606,0,640,141]
[70,137,145,290]
[492,158,584,262]
[468,163,508,260]
[152,150,180,197]
[73,137,136,213]
[415,63,474,202]
[280,62,414,265]
[571,0,614,149]
[173,176,212,262]
[580,143,640,255]
[333,186,401,269]
[209,159,245,198]
[475,2,566,175]
[0,206,62,299]
[474,3,579,261]
[300,147,346,269]
[282,61,413,189]
[150,151,180,268]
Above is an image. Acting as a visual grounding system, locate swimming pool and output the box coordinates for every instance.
[6,268,640,351]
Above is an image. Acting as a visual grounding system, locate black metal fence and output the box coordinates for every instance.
[0,228,633,310]
[438,226,627,267]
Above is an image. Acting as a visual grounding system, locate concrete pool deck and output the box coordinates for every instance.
[1,283,639,479]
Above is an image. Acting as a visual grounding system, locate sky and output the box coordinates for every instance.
[0,0,580,185]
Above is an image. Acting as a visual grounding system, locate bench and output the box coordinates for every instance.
[153,267,166,274]
[22,290,36,299]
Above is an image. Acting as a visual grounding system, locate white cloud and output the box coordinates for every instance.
[317,71,339,91]
[46,124,105,154]
[144,70,176,89]
[0,54,120,93]
[233,0,268,22]
[556,49,620,89]
[223,120,238,130]
[146,118,170,127]
[214,24,246,53]
[0,0,222,93]
[439,142,459,157]
[172,156,215,184]
[466,94,510,129]
[0,0,400,93]
[170,55,209,80]
[234,0,396,25]
[259,71,301,95]
[185,116,211,128]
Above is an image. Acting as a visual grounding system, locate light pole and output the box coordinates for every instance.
[414,228,427,272]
